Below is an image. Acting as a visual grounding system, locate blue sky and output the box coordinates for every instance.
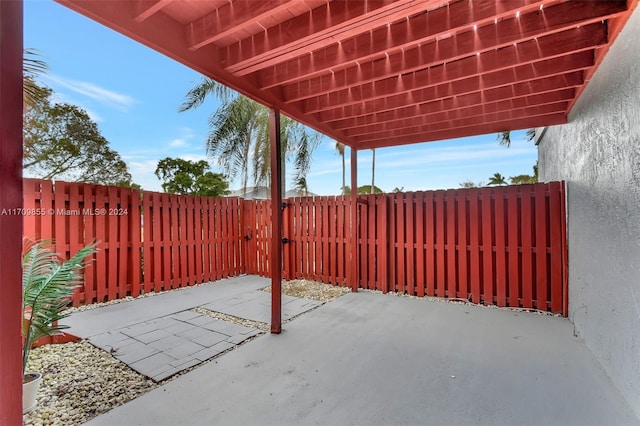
[24,0,537,195]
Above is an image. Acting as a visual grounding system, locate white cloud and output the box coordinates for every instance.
[169,139,187,148]
[44,74,135,111]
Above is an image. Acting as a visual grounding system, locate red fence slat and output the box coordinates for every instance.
[22,180,568,315]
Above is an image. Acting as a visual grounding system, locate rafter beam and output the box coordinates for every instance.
[351,101,568,139]
[357,113,568,149]
[259,0,546,89]
[187,0,302,50]
[222,0,444,76]
[344,99,569,138]
[301,24,605,114]
[340,88,576,136]
[283,1,623,103]
[317,59,590,123]
[134,0,172,23]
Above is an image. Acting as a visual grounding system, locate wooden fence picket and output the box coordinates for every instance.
[22,179,567,314]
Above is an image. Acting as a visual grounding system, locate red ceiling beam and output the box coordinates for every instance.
[283,1,623,103]
[357,113,568,149]
[317,53,590,123]
[340,89,576,136]
[301,39,593,113]
[350,101,568,139]
[221,0,442,76]
[134,0,172,23]
[258,0,543,89]
[187,0,299,50]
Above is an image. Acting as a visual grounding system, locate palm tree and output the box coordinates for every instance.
[488,172,508,186]
[496,129,536,147]
[335,141,345,194]
[23,48,48,108]
[180,78,319,197]
[370,148,376,194]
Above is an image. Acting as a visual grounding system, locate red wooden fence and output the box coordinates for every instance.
[351,183,567,314]
[270,182,567,315]
[22,179,567,315]
[23,179,244,305]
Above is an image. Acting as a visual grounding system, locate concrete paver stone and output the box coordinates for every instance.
[69,277,321,382]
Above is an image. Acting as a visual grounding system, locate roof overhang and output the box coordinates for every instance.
[56,0,638,149]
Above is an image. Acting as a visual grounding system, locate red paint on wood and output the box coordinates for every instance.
[106,186,118,300]
[521,188,534,309]
[20,180,568,315]
[481,190,494,305]
[445,190,457,299]
[494,189,507,307]
[406,193,416,295]
[130,189,142,298]
[424,191,435,297]
[0,1,25,420]
[507,188,520,308]
[468,190,481,304]
[415,193,425,297]
[269,108,283,334]
[435,191,446,298]
[457,190,468,300]
[535,184,549,311]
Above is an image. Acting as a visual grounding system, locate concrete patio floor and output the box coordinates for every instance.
[78,277,639,426]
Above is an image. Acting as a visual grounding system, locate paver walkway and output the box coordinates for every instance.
[64,276,321,381]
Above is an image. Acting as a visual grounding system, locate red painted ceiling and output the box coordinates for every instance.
[56,0,638,149]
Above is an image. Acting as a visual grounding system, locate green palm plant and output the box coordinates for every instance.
[23,48,48,108]
[22,240,96,375]
[180,77,320,197]
[488,172,508,186]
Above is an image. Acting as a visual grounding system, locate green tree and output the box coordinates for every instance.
[180,78,320,196]
[488,173,508,186]
[342,185,384,195]
[509,163,539,184]
[155,157,230,196]
[459,180,484,188]
[23,85,135,186]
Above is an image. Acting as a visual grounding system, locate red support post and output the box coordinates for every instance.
[350,147,359,292]
[0,0,25,422]
[269,108,283,334]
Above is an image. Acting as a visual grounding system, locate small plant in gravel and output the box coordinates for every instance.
[22,239,96,413]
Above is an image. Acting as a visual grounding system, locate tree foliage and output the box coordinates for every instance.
[488,173,508,186]
[23,86,135,186]
[496,128,536,147]
[459,180,484,188]
[155,157,230,196]
[23,48,49,108]
[342,185,384,195]
[180,77,320,196]
[509,163,539,184]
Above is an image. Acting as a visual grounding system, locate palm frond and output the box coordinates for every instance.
[496,131,512,147]
[23,49,49,108]
[179,77,235,112]
[22,240,97,374]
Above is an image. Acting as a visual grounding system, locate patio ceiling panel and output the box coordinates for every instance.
[56,0,638,149]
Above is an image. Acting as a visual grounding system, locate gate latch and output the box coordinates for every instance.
[282,237,291,244]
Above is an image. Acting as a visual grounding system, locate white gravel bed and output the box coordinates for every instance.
[261,279,351,302]
[23,341,157,426]
[192,307,270,332]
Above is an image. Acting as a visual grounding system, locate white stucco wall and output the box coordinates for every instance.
[538,5,640,417]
